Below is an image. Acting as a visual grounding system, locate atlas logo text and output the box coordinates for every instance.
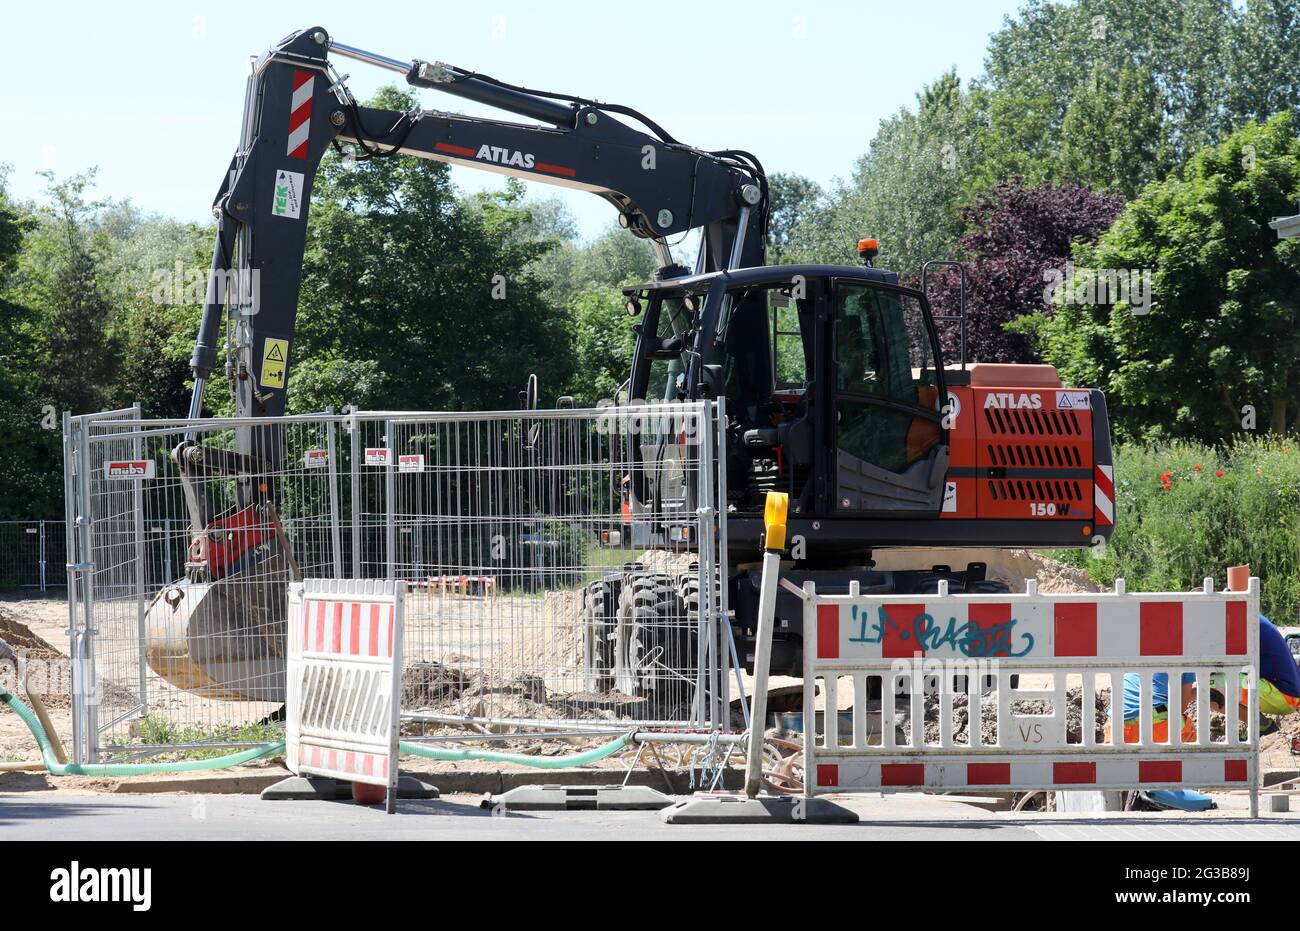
[476,145,535,168]
[983,392,1042,410]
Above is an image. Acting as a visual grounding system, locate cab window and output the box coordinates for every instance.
[835,283,942,473]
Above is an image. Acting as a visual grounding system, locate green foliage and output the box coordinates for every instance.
[789,0,1300,295]
[1059,64,1175,198]
[524,205,656,406]
[98,202,213,417]
[1019,113,1300,442]
[766,172,823,263]
[976,0,1236,190]
[12,171,119,415]
[1224,0,1300,128]
[567,287,637,406]
[787,70,984,275]
[294,88,574,413]
[1051,436,1300,621]
[0,165,26,282]
[120,714,282,760]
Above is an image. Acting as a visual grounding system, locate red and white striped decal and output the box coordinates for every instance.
[301,597,396,659]
[300,743,391,780]
[1093,463,1114,526]
[287,70,314,159]
[817,596,1251,661]
[814,756,1249,792]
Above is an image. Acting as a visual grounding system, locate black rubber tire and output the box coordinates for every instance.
[615,572,691,711]
[580,577,618,693]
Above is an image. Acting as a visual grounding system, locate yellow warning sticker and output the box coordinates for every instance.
[261,338,288,388]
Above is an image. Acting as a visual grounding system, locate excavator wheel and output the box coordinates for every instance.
[964,579,1012,595]
[579,577,619,693]
[614,572,692,713]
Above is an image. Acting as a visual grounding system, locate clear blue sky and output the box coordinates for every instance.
[3,0,1025,239]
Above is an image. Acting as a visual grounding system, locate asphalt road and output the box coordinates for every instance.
[5,791,1299,840]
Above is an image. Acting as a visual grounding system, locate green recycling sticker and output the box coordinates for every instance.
[273,169,305,219]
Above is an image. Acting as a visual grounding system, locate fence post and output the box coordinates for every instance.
[62,412,84,764]
[131,402,147,720]
[326,408,344,578]
[163,520,173,583]
[385,419,396,579]
[350,409,361,578]
[696,401,720,729]
[744,491,788,798]
[80,414,99,762]
[38,519,46,593]
[715,398,731,722]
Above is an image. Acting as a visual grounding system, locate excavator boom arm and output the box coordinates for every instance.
[189,26,766,423]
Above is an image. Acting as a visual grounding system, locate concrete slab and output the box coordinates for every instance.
[483,784,673,811]
[660,794,858,825]
[260,773,438,801]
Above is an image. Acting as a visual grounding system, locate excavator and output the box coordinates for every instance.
[146,26,1116,703]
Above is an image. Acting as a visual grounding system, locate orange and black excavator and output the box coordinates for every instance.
[152,27,1115,700]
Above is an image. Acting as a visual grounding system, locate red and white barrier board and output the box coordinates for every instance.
[795,576,1260,812]
[286,579,405,812]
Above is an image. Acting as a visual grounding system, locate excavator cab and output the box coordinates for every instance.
[624,264,951,555]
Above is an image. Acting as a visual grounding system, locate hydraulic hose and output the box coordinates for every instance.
[0,647,68,770]
[398,734,632,769]
[2,684,632,775]
[0,683,283,775]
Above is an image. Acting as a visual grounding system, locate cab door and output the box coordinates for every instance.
[830,280,948,515]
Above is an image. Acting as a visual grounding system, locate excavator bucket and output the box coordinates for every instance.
[144,502,296,702]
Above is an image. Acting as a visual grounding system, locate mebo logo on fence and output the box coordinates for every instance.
[103,460,156,480]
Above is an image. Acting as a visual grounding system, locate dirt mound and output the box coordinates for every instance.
[0,608,62,657]
[871,547,1101,594]
[402,660,471,707]
[919,686,1111,744]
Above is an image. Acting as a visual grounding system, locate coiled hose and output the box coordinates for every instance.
[0,637,633,776]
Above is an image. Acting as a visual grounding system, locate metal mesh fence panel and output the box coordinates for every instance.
[0,521,64,590]
[65,403,728,761]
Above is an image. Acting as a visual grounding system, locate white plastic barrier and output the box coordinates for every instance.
[287,579,405,813]
[793,576,1260,815]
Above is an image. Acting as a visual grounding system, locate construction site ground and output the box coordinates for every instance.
[5,548,1299,815]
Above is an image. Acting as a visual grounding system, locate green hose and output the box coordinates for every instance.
[2,685,284,775]
[3,686,631,775]
[398,734,632,768]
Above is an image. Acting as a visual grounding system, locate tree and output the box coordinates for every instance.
[294,87,575,414]
[0,167,61,518]
[1018,113,1300,442]
[976,0,1236,191]
[567,288,637,406]
[928,180,1124,363]
[0,165,23,281]
[1059,64,1175,198]
[766,172,823,263]
[1224,0,1300,128]
[787,70,985,275]
[99,202,213,417]
[12,171,119,415]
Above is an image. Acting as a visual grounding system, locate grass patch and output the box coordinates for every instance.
[1048,435,1300,621]
[111,714,283,761]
